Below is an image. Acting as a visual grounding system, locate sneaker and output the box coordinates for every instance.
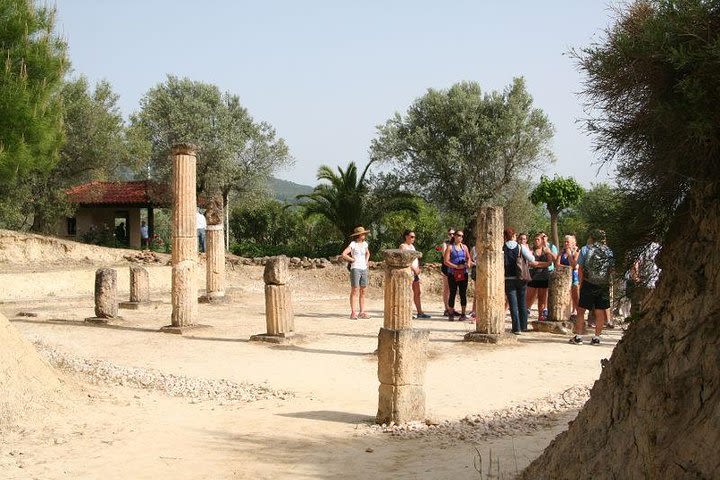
[448,315,456,322]
[459,314,468,321]
[591,336,601,345]
[416,313,431,319]
[569,335,583,345]
[512,331,521,335]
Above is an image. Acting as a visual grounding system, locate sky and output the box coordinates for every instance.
[54,0,619,188]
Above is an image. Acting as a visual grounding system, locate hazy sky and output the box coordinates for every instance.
[54,1,618,187]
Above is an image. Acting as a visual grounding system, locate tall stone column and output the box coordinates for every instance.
[162,144,199,333]
[465,206,513,343]
[199,196,227,303]
[120,266,151,310]
[251,256,295,343]
[376,249,428,425]
[86,268,121,323]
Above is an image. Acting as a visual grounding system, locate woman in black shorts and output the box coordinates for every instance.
[525,233,555,321]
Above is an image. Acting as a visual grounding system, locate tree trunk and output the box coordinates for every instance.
[520,184,720,479]
[549,210,559,250]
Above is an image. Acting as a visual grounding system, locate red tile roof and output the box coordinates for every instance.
[65,180,171,207]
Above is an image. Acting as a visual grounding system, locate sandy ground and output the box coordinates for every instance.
[0,262,621,479]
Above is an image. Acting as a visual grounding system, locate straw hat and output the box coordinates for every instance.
[349,226,371,238]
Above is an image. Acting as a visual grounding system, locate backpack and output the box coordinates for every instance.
[504,244,532,282]
[583,244,613,285]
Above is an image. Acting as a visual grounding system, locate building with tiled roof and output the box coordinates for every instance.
[59,180,171,249]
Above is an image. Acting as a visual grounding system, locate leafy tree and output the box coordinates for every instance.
[522,2,720,478]
[370,78,554,229]
[297,162,418,242]
[496,179,548,237]
[130,76,292,218]
[0,0,68,230]
[373,197,444,261]
[0,0,67,183]
[530,175,584,247]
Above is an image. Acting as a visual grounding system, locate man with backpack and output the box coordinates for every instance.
[569,229,615,345]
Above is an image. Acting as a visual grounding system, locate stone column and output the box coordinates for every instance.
[376,249,428,425]
[532,265,573,334]
[199,195,227,304]
[162,144,199,333]
[250,256,295,343]
[465,207,513,344]
[86,268,120,323]
[120,266,150,310]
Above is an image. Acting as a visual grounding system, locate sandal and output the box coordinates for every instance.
[358,312,370,319]
[350,313,358,320]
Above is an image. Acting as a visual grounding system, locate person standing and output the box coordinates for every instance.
[341,226,371,319]
[570,229,615,345]
[525,233,555,321]
[438,228,458,316]
[196,209,207,253]
[140,221,149,249]
[503,227,537,334]
[557,234,580,318]
[443,230,473,321]
[400,230,431,319]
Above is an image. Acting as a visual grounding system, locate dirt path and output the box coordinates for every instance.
[1,265,619,479]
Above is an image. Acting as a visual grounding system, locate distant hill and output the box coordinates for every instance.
[268,177,314,203]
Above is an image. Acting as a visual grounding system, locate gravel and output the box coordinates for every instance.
[361,386,590,443]
[33,340,293,403]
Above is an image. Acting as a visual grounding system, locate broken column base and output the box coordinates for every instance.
[198,294,230,304]
[463,332,518,344]
[159,324,211,335]
[249,332,300,344]
[85,316,123,324]
[119,300,162,310]
[376,384,426,425]
[530,320,573,335]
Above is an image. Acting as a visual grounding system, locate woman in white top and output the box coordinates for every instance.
[400,230,431,319]
[341,226,372,319]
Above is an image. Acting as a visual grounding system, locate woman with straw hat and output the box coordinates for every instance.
[341,226,372,319]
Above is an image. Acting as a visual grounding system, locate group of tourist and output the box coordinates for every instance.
[340,224,620,345]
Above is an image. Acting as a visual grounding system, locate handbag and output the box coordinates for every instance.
[453,268,467,282]
[516,246,532,282]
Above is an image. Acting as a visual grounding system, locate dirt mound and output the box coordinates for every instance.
[0,230,167,270]
[0,312,62,429]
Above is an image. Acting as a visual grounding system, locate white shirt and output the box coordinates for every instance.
[196,212,207,229]
[349,241,368,270]
[400,243,419,270]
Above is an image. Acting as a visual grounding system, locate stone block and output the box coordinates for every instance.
[263,255,290,285]
[129,266,150,303]
[530,320,572,335]
[377,328,429,385]
[463,332,518,344]
[94,268,118,318]
[376,384,426,425]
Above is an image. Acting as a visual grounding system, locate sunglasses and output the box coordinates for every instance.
[408,235,416,238]
[455,233,464,237]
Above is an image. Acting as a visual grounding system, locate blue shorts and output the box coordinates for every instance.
[350,268,368,288]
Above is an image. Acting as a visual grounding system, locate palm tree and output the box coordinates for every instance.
[297,162,418,239]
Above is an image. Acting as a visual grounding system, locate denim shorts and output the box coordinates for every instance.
[350,268,369,287]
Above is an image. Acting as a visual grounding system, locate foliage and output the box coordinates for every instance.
[297,162,419,241]
[530,175,584,246]
[0,0,67,184]
[370,78,554,226]
[371,197,445,262]
[574,0,720,257]
[496,179,548,236]
[129,76,292,205]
